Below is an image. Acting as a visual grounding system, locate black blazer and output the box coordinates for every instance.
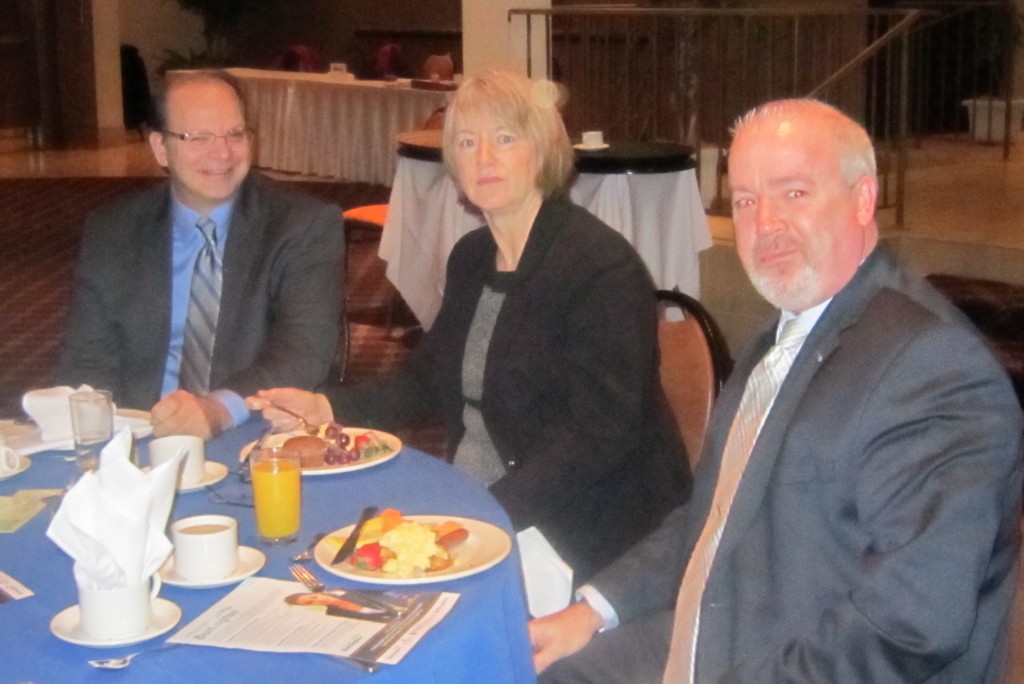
[593,249,1023,682]
[56,173,344,410]
[329,200,690,581]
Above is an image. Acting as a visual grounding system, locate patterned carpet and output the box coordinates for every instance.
[0,177,446,456]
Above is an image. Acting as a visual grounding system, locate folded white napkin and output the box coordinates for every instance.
[517,526,573,618]
[46,428,184,589]
[22,384,106,444]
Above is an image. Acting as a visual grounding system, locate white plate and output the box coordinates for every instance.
[0,419,40,441]
[574,143,610,151]
[3,410,152,456]
[115,409,153,439]
[159,545,266,588]
[239,427,401,477]
[0,454,30,481]
[50,598,181,647]
[315,515,512,585]
[177,461,229,493]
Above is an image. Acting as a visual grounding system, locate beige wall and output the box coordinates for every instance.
[463,0,550,77]
[93,0,124,145]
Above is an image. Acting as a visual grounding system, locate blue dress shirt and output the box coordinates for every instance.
[160,198,249,427]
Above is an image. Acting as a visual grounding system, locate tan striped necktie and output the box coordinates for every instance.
[663,317,808,683]
[179,217,222,394]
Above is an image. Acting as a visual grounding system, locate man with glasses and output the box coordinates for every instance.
[56,70,343,440]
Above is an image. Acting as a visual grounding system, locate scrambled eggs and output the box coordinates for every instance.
[379,521,443,577]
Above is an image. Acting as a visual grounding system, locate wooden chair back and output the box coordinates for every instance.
[656,289,731,469]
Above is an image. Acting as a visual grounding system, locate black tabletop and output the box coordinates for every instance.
[396,131,695,175]
[572,141,696,174]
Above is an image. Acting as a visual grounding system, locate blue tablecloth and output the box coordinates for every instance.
[0,422,537,683]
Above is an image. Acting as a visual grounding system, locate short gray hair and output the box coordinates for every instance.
[733,99,876,186]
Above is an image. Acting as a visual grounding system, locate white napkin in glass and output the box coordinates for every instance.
[21,384,100,444]
[45,428,184,589]
[517,526,573,618]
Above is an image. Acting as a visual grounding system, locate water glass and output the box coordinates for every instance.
[69,390,113,473]
[249,447,301,545]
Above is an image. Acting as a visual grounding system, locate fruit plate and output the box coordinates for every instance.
[314,515,512,585]
[238,427,402,477]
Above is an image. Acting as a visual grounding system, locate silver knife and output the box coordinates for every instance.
[332,506,378,565]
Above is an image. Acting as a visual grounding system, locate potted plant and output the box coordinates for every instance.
[158,0,261,75]
[961,2,1024,143]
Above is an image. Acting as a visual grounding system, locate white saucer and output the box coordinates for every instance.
[574,142,610,151]
[115,409,154,439]
[50,598,181,647]
[177,461,229,493]
[0,455,30,481]
[159,545,266,588]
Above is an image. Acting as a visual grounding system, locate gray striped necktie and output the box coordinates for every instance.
[179,216,222,394]
[663,318,808,683]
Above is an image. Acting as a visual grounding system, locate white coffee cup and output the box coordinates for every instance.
[78,574,160,640]
[582,130,604,147]
[149,435,205,487]
[171,514,239,581]
[0,434,20,475]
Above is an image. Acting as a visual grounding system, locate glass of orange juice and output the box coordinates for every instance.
[249,447,301,545]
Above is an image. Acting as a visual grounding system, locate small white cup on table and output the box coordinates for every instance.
[68,390,113,473]
[171,514,239,581]
[0,434,20,475]
[78,574,161,640]
[149,435,206,488]
[582,130,604,148]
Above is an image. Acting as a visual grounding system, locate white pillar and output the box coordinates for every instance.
[461,0,550,77]
[1015,0,1024,96]
[92,0,124,145]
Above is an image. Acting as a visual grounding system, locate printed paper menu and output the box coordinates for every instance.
[169,577,457,665]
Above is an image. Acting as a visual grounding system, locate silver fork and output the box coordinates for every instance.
[290,563,327,592]
[289,564,403,616]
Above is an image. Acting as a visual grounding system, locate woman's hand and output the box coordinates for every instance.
[245,388,334,431]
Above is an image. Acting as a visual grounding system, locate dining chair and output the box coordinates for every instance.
[656,289,731,469]
[341,204,406,335]
[1003,522,1024,683]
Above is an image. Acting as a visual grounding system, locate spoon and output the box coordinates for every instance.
[88,645,178,669]
[269,402,318,435]
[88,648,378,673]
[291,532,327,562]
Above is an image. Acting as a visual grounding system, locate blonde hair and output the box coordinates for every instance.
[733,99,876,186]
[442,69,574,198]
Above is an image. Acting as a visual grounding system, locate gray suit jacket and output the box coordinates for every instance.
[593,249,1023,682]
[56,173,344,410]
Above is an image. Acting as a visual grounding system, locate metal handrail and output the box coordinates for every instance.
[508,3,1015,228]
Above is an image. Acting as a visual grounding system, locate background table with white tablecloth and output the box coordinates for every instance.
[229,69,451,185]
[379,134,713,329]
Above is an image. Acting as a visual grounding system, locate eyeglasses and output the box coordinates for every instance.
[206,485,254,508]
[160,128,253,147]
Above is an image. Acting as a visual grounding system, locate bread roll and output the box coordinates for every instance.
[283,435,327,468]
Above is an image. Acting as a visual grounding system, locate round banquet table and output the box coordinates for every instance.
[0,421,537,683]
[380,131,712,330]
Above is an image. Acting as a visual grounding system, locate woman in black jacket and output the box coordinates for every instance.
[250,69,690,583]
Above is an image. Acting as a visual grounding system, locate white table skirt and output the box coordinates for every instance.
[229,68,451,185]
[380,156,713,329]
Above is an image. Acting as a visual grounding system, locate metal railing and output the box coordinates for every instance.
[509,2,1020,227]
